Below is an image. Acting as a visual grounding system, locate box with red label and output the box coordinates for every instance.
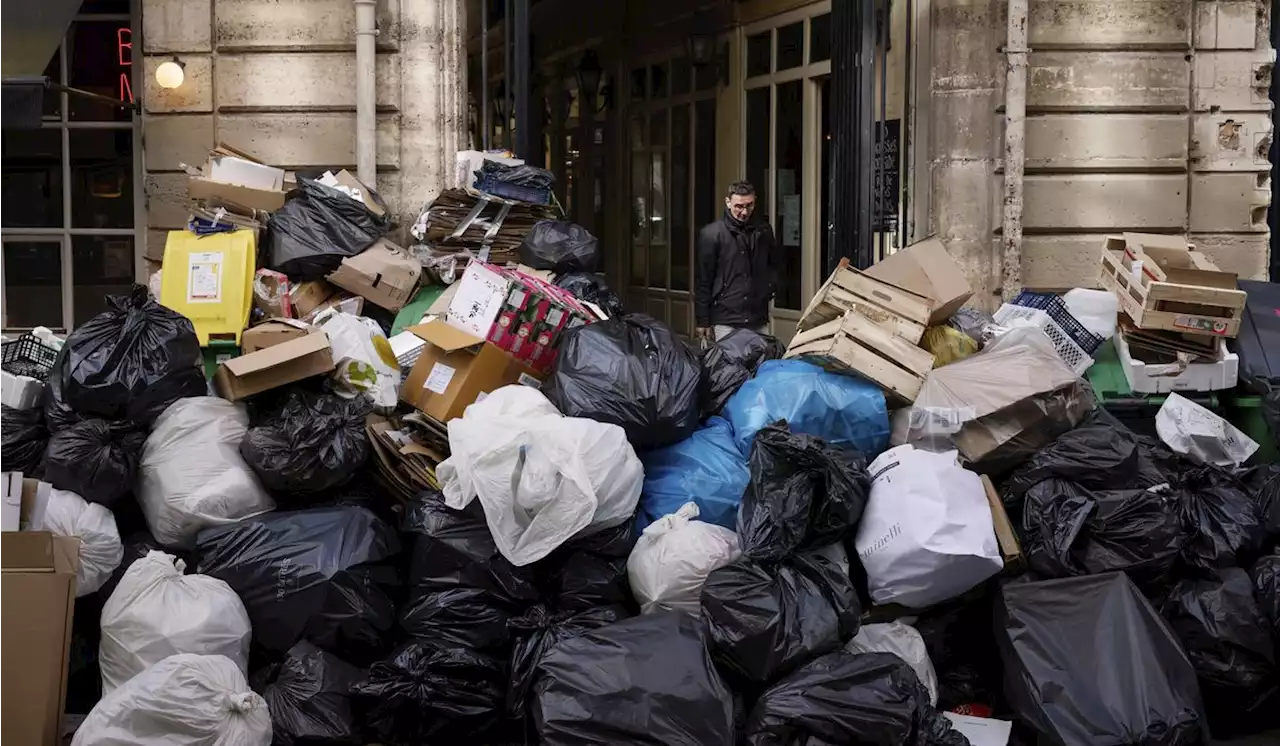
[478,266,594,373]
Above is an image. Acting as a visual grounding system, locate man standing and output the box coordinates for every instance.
[694,181,779,345]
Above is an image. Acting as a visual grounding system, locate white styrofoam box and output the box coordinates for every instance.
[1,370,45,409]
[1116,329,1238,394]
[1,472,22,531]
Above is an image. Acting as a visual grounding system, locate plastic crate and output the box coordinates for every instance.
[474,176,552,205]
[992,304,1093,376]
[1,333,60,381]
[1008,292,1103,355]
[1087,340,1221,439]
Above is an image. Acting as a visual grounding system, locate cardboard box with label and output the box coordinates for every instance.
[2,531,80,746]
[289,279,338,319]
[214,329,335,401]
[240,318,313,353]
[326,238,422,312]
[187,146,287,214]
[402,320,541,423]
[865,236,973,324]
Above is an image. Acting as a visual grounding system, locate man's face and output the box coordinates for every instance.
[726,193,756,220]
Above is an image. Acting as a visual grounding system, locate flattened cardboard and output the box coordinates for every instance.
[188,176,286,213]
[289,279,337,318]
[2,532,80,746]
[241,318,311,353]
[865,236,974,324]
[980,474,1024,573]
[214,329,334,401]
[326,238,423,312]
[401,320,541,423]
[329,169,386,217]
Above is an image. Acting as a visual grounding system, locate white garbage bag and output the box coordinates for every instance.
[627,502,741,615]
[846,621,940,705]
[41,487,122,597]
[311,309,400,412]
[1063,288,1118,340]
[71,654,271,746]
[139,397,274,548]
[854,444,1002,608]
[439,384,643,566]
[100,551,252,694]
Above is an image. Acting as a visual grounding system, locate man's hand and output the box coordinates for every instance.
[695,327,713,348]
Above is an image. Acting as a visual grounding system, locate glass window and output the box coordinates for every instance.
[694,58,719,91]
[2,129,65,228]
[774,81,804,310]
[649,110,667,148]
[71,129,133,228]
[776,22,804,71]
[629,115,646,150]
[630,151,648,284]
[746,31,771,77]
[745,87,771,224]
[4,241,64,329]
[43,53,62,120]
[630,67,647,102]
[671,56,691,96]
[650,63,669,99]
[810,14,832,63]
[73,236,134,325]
[67,22,134,122]
[694,99,717,233]
[670,105,691,292]
[650,151,667,247]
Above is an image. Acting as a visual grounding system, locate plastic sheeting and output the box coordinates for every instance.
[996,573,1208,746]
[99,551,251,693]
[700,327,785,416]
[266,178,390,280]
[846,622,940,706]
[1,404,48,474]
[41,487,123,597]
[721,359,890,459]
[518,220,599,273]
[543,314,704,450]
[533,611,736,746]
[258,641,365,746]
[43,418,146,508]
[439,385,643,566]
[139,397,273,548]
[638,416,749,531]
[627,502,741,615]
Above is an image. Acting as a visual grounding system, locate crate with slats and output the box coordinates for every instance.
[796,258,933,344]
[785,310,936,402]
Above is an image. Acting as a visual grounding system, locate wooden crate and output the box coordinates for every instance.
[797,258,933,343]
[1098,233,1247,338]
[785,310,936,402]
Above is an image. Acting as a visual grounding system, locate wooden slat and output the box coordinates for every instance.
[836,310,936,377]
[784,316,928,402]
[1146,281,1247,307]
[830,269,933,327]
[825,286,928,342]
[788,316,845,350]
[830,336,924,401]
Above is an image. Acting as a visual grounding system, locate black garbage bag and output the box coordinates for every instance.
[354,640,507,745]
[543,314,703,450]
[53,286,205,427]
[1177,466,1267,571]
[996,573,1208,746]
[1253,554,1280,644]
[1241,464,1280,542]
[533,611,736,746]
[197,506,400,663]
[1019,477,1187,594]
[1,404,48,474]
[267,178,391,280]
[257,641,365,746]
[1163,567,1278,735]
[555,271,624,318]
[745,651,971,746]
[700,327,785,417]
[42,362,83,433]
[701,424,870,688]
[913,590,1004,713]
[519,220,599,273]
[42,418,145,507]
[239,390,372,498]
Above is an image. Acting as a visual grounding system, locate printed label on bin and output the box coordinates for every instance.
[517,372,541,389]
[423,362,456,394]
[187,251,224,304]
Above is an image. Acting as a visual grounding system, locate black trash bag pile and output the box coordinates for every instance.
[543,314,703,450]
[266,178,390,280]
[701,423,870,689]
[744,651,971,746]
[519,220,599,273]
[532,611,736,746]
[43,363,83,433]
[913,590,1005,713]
[43,418,145,508]
[1162,567,1279,736]
[996,572,1208,746]
[700,327,785,417]
[197,505,400,664]
[1176,466,1268,571]
[239,389,372,498]
[554,271,625,318]
[49,285,205,428]
[1254,554,1280,644]
[1,404,49,474]
[1241,464,1280,542]
[256,640,365,746]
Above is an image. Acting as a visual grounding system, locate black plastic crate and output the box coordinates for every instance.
[1009,291,1104,355]
[1,333,60,381]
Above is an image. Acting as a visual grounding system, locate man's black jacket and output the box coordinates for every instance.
[694,211,779,327]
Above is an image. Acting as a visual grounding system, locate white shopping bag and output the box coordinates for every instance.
[627,502,741,615]
[312,309,400,412]
[42,487,123,597]
[1156,392,1259,467]
[854,444,1002,608]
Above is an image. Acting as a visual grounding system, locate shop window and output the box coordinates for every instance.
[776,22,804,71]
[810,14,832,63]
[747,32,772,77]
[2,242,64,329]
[72,236,134,325]
[774,81,804,310]
[71,129,134,229]
[2,129,65,229]
[671,105,691,292]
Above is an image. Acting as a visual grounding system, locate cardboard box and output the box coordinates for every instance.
[865,236,973,324]
[1,369,45,410]
[304,293,364,322]
[321,169,386,217]
[2,531,80,746]
[20,478,51,531]
[241,318,312,353]
[289,279,338,319]
[213,330,335,401]
[326,238,423,312]
[187,146,287,214]
[980,474,1024,573]
[401,320,541,423]
[447,261,513,338]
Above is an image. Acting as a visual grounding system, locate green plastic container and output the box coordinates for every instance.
[1086,341,1220,440]
[202,339,240,379]
[1220,393,1279,465]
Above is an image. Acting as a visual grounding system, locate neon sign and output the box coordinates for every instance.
[117,27,133,103]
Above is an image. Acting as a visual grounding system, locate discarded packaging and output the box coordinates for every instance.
[865,236,974,324]
[626,502,741,615]
[239,318,310,353]
[326,238,423,312]
[213,328,335,401]
[312,309,400,412]
[266,178,390,280]
[401,320,541,423]
[1157,391,1260,466]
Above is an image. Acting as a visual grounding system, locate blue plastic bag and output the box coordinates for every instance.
[638,417,749,531]
[722,359,890,459]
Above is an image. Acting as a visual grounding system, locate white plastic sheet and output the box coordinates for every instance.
[1156,392,1259,467]
[312,309,400,412]
[626,502,741,615]
[71,654,271,746]
[1063,288,1118,340]
[100,551,252,694]
[439,385,643,566]
[855,444,1002,608]
[41,487,122,597]
[846,621,939,705]
[139,397,274,548]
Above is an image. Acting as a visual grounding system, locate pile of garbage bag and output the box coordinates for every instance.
[266,178,390,279]
[700,326,785,416]
[239,389,371,499]
[638,416,748,530]
[519,220,599,273]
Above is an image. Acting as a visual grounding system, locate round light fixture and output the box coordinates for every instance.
[155,58,185,89]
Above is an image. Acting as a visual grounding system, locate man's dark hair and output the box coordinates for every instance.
[727,180,755,198]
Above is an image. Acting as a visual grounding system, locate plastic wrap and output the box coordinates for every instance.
[518,220,599,273]
[638,416,749,531]
[266,178,390,280]
[627,502,741,615]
